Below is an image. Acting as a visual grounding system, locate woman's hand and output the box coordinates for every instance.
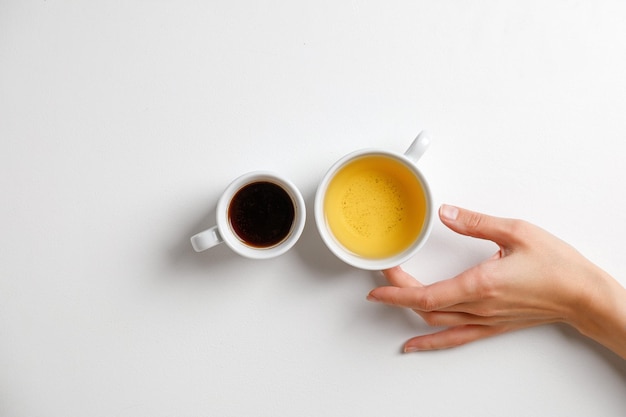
[367,205,626,358]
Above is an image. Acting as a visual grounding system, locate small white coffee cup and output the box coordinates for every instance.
[314,131,433,270]
[191,171,306,259]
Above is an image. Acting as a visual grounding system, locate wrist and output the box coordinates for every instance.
[568,267,626,359]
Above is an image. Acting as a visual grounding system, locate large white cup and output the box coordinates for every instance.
[314,131,433,270]
[191,171,306,259]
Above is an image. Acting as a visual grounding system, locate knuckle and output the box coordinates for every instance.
[419,291,439,312]
[389,293,401,306]
[503,218,534,243]
[383,288,407,307]
[464,212,484,232]
[473,265,498,299]
[507,218,526,235]
[462,266,500,317]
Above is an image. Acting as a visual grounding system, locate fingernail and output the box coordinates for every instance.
[404,346,421,353]
[440,204,459,221]
[366,293,380,302]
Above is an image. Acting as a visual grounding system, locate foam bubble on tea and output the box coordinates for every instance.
[323,155,426,259]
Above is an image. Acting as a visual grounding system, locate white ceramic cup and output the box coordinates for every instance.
[191,171,306,259]
[314,131,433,270]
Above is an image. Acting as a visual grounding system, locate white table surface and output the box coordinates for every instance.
[2,1,626,416]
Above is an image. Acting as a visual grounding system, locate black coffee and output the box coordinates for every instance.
[228,181,295,248]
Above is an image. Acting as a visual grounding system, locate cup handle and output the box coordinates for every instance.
[190,226,223,252]
[404,130,431,163]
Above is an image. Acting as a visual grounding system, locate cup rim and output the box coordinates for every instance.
[314,149,433,270]
[217,171,306,259]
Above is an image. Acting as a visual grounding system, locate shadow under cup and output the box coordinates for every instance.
[315,151,433,270]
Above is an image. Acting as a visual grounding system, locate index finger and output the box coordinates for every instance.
[368,266,483,311]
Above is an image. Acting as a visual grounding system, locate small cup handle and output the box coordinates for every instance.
[404,130,431,163]
[190,226,223,252]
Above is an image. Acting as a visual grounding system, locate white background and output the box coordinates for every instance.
[2,1,626,416]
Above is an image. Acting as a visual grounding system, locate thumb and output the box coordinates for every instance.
[439,204,519,245]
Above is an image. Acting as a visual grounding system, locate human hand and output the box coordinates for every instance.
[367,205,626,358]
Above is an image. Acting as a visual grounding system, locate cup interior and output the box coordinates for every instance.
[217,172,306,259]
[314,150,433,270]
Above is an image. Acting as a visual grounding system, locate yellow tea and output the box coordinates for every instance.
[324,155,426,259]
